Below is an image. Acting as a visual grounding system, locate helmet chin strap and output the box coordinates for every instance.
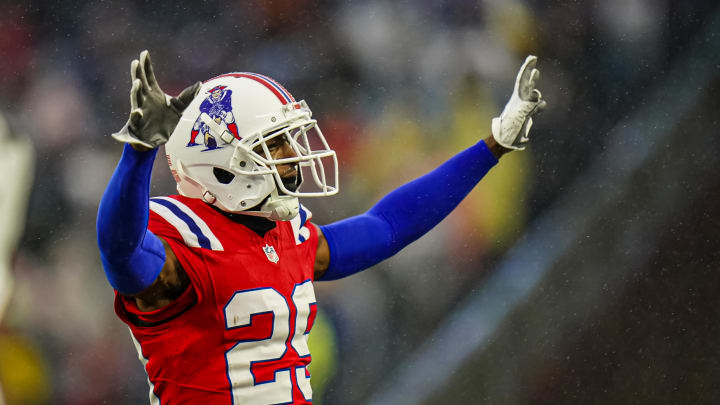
[222,188,298,221]
[259,189,300,221]
[202,188,298,221]
[238,170,302,221]
[207,188,299,223]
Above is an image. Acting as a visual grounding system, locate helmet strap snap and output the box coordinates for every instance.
[202,190,217,204]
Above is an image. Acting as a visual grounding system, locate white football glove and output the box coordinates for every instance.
[112,50,201,149]
[491,55,547,150]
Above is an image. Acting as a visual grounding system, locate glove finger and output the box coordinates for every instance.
[514,55,537,97]
[529,68,540,88]
[132,59,150,96]
[529,89,545,109]
[518,56,537,81]
[130,78,143,110]
[130,59,139,82]
[140,50,161,91]
[171,81,202,113]
[535,98,548,113]
[137,51,151,92]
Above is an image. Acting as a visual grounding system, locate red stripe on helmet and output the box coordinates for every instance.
[251,73,296,103]
[205,73,289,104]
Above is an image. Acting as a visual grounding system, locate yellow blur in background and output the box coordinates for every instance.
[0,333,51,405]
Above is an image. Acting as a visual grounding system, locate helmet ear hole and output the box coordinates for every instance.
[213,167,235,184]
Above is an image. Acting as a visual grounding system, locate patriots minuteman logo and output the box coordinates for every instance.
[262,244,279,263]
[187,85,240,150]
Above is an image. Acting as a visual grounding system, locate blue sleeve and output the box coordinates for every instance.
[96,144,166,294]
[318,140,498,281]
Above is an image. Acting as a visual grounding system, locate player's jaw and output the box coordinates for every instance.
[278,164,300,194]
[272,138,301,193]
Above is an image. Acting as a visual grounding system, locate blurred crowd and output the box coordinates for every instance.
[0,0,717,403]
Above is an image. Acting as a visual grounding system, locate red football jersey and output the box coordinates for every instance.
[114,195,319,405]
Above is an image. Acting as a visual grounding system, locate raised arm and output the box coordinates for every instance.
[314,55,546,280]
[97,50,200,310]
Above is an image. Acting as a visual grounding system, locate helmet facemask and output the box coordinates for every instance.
[192,100,338,220]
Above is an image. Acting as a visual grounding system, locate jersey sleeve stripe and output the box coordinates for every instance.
[153,197,223,250]
[149,200,201,248]
[298,206,307,243]
[291,204,312,245]
[150,198,224,251]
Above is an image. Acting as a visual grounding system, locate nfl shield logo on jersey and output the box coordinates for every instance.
[262,244,279,263]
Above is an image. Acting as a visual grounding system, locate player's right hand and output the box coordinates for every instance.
[491,55,547,150]
[112,50,201,149]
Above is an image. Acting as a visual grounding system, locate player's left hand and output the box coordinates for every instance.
[112,50,201,149]
[491,55,547,150]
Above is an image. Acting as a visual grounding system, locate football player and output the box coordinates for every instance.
[97,50,545,404]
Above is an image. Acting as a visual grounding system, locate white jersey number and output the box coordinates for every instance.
[224,281,315,404]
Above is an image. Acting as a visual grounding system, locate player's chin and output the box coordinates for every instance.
[278,173,300,195]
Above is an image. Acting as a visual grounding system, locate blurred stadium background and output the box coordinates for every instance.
[1,0,719,404]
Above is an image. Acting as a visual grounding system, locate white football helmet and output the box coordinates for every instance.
[165,73,338,221]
